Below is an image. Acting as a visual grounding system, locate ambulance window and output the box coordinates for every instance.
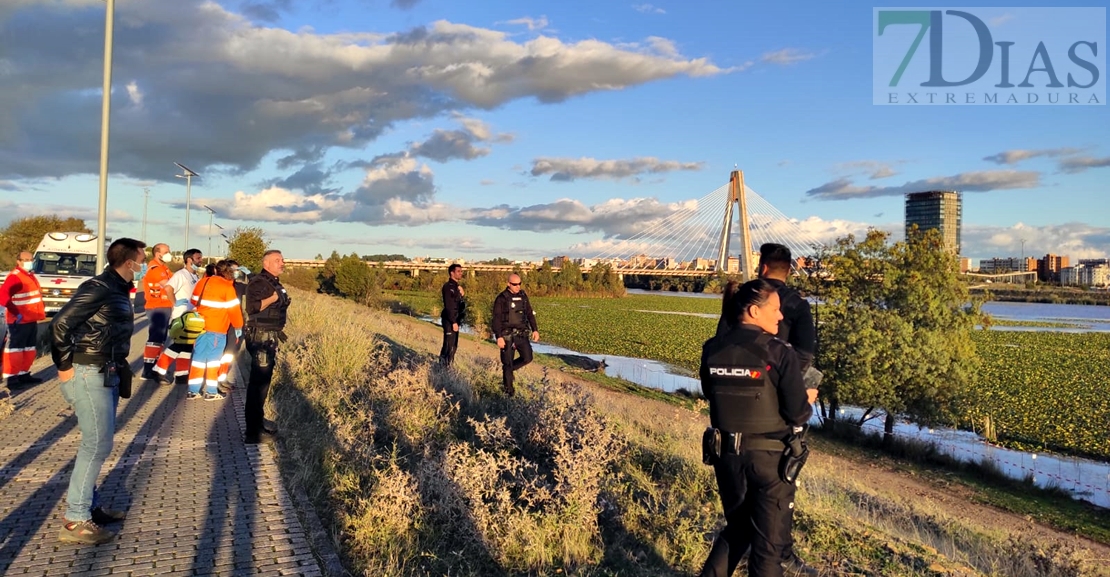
[34,252,60,274]
[76,255,97,275]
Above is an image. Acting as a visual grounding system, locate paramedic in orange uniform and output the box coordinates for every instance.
[187,260,243,400]
[141,243,174,379]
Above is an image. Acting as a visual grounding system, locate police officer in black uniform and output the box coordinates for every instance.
[439,263,466,366]
[716,244,815,372]
[243,250,291,445]
[716,245,819,574]
[491,273,538,396]
[699,279,816,577]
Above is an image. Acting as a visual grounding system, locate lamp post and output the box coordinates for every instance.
[95,0,116,273]
[174,162,199,250]
[140,187,150,243]
[213,223,225,258]
[203,205,216,261]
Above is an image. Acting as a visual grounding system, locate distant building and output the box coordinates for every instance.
[959,257,971,274]
[1087,265,1110,286]
[692,257,712,270]
[905,190,962,254]
[978,257,1035,273]
[1078,258,1110,268]
[1062,263,1110,286]
[1037,254,1070,282]
[1059,266,1080,285]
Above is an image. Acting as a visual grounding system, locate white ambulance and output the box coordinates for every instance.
[1,232,138,318]
[30,232,105,313]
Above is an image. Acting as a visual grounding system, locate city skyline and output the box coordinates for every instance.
[1,0,1108,261]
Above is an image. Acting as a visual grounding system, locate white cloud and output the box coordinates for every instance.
[0,1,728,182]
[964,222,1110,260]
[530,156,704,182]
[835,159,906,180]
[1057,155,1110,174]
[806,170,1041,201]
[125,81,144,108]
[468,196,698,237]
[760,48,816,66]
[0,199,134,226]
[501,16,549,31]
[408,115,513,162]
[982,147,1084,165]
[632,4,666,14]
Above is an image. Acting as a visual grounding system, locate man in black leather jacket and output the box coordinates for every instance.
[50,238,145,545]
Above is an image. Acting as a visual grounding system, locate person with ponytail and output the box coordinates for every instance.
[698,279,817,577]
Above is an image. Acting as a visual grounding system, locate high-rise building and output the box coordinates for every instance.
[1037,254,1070,282]
[905,191,962,254]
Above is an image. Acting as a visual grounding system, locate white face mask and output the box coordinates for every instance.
[19,261,33,272]
[161,253,173,263]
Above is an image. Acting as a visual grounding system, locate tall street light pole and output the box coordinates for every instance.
[95,0,116,273]
[203,205,216,261]
[140,187,150,243]
[174,162,199,250]
[213,223,225,258]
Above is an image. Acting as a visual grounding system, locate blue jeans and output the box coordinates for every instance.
[190,332,227,395]
[59,364,119,522]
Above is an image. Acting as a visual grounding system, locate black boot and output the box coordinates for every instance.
[782,552,819,576]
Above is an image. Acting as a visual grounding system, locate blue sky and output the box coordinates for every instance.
[1,0,1107,262]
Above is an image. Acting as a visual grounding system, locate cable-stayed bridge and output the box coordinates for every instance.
[286,171,822,278]
[586,170,821,280]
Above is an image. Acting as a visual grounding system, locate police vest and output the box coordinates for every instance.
[500,292,529,330]
[247,274,289,330]
[703,333,789,435]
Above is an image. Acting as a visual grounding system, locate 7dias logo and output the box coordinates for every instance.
[873,7,1105,105]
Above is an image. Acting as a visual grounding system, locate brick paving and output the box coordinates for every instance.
[0,321,323,576]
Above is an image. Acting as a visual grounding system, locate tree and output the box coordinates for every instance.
[227,227,269,273]
[0,216,91,269]
[554,260,584,291]
[803,228,983,443]
[334,253,375,303]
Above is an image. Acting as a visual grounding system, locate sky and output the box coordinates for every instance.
[1,0,1108,263]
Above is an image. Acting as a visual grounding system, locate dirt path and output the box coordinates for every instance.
[812,448,1110,559]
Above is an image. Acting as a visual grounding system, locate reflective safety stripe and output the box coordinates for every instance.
[11,296,43,306]
[197,299,239,309]
[12,290,41,299]
[143,343,164,363]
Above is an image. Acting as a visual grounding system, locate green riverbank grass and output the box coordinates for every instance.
[387,291,1110,460]
[267,290,1105,576]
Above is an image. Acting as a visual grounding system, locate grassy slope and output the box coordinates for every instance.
[271,291,1108,577]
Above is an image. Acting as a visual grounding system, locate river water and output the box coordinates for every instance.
[425,297,1110,508]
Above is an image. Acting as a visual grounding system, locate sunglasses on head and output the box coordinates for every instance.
[509,282,521,286]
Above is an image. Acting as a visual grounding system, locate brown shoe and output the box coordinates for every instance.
[59,519,116,545]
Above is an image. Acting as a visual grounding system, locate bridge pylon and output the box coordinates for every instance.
[715,170,756,281]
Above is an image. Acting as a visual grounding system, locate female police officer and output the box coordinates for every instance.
[699,279,815,577]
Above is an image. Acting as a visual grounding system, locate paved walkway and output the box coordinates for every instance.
[0,319,323,576]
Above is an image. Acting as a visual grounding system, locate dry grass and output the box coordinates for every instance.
[268,290,1105,576]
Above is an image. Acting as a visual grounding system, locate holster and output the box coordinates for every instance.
[702,427,721,465]
[105,361,132,399]
[779,433,809,484]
